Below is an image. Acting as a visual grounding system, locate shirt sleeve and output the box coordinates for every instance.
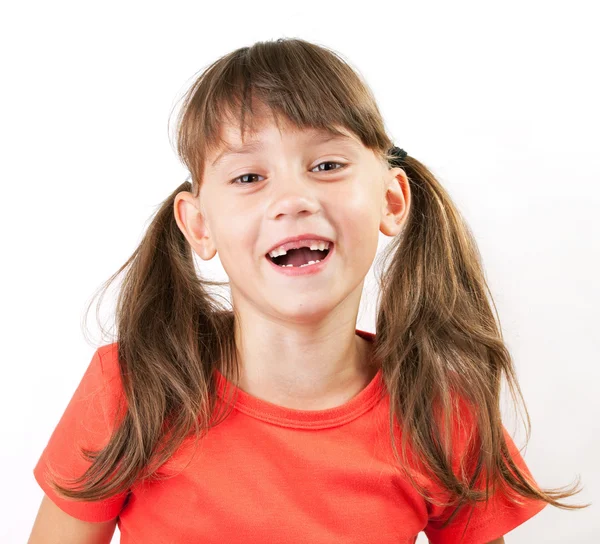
[33,344,130,522]
[423,417,548,544]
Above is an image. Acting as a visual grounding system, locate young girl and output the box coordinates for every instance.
[30,38,588,543]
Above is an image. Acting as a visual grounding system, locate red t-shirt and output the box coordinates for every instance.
[34,329,547,543]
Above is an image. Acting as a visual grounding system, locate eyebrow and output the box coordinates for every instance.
[210,132,356,168]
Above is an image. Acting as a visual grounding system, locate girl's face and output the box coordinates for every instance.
[176,112,408,325]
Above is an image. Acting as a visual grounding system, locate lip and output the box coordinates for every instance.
[265,233,334,256]
[265,242,335,277]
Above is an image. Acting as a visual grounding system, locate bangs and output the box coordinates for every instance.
[172,39,391,193]
[206,99,353,168]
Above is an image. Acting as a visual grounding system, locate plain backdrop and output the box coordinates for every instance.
[2,0,598,542]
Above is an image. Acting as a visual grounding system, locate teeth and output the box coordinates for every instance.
[281,260,321,268]
[268,240,330,259]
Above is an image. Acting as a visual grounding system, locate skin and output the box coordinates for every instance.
[174,108,409,410]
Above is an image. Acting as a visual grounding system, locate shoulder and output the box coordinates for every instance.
[32,342,131,523]
[62,342,126,436]
[94,342,127,427]
[90,342,124,396]
[96,342,121,378]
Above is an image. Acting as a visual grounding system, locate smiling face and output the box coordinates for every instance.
[174,107,409,326]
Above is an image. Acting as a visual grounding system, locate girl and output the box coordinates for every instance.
[30,38,588,543]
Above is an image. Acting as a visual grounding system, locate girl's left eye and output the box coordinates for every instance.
[229,161,347,185]
[311,160,347,174]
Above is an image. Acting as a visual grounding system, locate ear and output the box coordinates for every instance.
[380,167,411,236]
[173,191,217,260]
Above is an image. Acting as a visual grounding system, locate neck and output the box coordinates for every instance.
[230,320,377,410]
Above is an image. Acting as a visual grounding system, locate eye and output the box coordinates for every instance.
[311,160,347,173]
[229,173,264,185]
[229,161,347,185]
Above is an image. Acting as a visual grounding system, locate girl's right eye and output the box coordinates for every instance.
[229,173,263,185]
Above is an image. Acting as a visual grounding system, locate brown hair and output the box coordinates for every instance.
[47,37,589,528]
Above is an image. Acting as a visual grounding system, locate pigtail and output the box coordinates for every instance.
[49,180,240,502]
[373,154,588,528]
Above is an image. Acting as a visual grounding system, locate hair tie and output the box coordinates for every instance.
[389,146,408,167]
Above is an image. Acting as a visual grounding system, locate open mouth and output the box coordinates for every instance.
[266,245,332,268]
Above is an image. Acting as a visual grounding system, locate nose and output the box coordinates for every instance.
[266,176,321,220]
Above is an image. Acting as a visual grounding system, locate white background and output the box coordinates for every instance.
[2,0,598,542]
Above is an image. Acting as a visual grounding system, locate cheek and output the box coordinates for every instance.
[211,209,258,261]
[346,187,380,230]
[339,199,381,260]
